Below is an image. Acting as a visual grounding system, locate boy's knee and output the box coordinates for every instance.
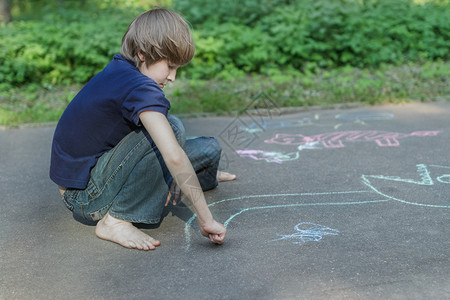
[167,115,186,147]
[205,137,222,160]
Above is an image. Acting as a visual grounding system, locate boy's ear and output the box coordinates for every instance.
[137,51,145,63]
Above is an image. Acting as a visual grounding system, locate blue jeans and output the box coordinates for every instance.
[62,115,221,224]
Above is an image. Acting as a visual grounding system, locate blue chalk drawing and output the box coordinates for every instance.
[184,191,387,252]
[240,118,313,133]
[335,113,395,121]
[183,163,449,252]
[272,222,339,244]
[334,113,395,129]
[362,164,450,208]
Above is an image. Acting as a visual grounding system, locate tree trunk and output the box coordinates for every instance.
[0,0,12,23]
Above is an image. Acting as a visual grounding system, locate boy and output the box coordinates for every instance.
[50,8,235,251]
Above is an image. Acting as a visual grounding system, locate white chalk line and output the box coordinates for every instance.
[223,199,390,227]
[361,164,450,209]
[361,175,450,209]
[184,190,377,252]
[184,164,450,251]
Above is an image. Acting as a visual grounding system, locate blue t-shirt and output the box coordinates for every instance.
[50,54,170,189]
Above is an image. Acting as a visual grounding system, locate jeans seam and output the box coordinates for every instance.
[97,134,148,197]
[108,210,161,224]
[62,194,74,211]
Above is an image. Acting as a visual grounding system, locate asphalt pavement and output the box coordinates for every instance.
[1,102,449,299]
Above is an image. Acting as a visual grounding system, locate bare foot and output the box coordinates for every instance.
[95,213,161,250]
[217,171,236,182]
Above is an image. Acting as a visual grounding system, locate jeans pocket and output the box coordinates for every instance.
[63,187,93,221]
[81,179,111,221]
[88,204,111,221]
[86,179,100,199]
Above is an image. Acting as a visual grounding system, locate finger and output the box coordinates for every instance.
[209,233,224,244]
[165,192,172,206]
[209,234,215,243]
[173,187,182,205]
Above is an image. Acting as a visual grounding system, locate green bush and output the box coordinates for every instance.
[0,5,133,88]
[179,0,449,77]
[173,0,292,26]
[0,0,448,88]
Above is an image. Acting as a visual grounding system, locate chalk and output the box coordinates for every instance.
[335,113,395,121]
[235,149,300,164]
[265,130,441,148]
[271,222,339,244]
[184,164,449,251]
[223,199,389,228]
[184,190,376,252]
[361,164,450,208]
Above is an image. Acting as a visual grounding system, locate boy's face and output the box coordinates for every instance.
[138,58,178,90]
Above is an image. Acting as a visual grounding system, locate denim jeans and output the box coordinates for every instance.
[62,115,221,224]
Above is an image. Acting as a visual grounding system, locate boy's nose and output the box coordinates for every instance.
[167,69,177,82]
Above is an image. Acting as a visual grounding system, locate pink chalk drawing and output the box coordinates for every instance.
[264,130,441,148]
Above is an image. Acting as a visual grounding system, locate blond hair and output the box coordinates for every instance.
[121,9,195,68]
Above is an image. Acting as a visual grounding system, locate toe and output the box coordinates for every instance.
[217,171,236,182]
[127,240,137,249]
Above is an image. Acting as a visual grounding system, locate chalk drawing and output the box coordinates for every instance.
[297,141,322,150]
[222,199,387,228]
[184,163,449,251]
[265,130,440,148]
[271,222,339,244]
[334,113,394,129]
[431,165,450,184]
[236,112,395,132]
[240,118,313,133]
[336,113,395,121]
[184,191,386,252]
[235,150,299,164]
[362,164,450,208]
[235,142,321,164]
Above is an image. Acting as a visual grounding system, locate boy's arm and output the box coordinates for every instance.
[139,111,226,244]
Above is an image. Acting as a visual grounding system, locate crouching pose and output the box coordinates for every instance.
[50,9,236,250]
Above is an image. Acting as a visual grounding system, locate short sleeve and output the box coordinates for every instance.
[122,82,171,125]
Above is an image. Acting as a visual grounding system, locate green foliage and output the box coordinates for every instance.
[0,0,449,126]
[178,0,449,77]
[0,6,133,88]
[167,61,450,115]
[1,61,448,126]
[188,24,277,79]
[1,0,449,87]
[173,0,292,26]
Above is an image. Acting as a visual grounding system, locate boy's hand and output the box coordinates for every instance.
[199,220,226,244]
[141,112,225,245]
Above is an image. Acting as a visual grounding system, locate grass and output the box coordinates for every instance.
[167,61,449,114]
[0,61,448,127]
[0,84,78,127]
